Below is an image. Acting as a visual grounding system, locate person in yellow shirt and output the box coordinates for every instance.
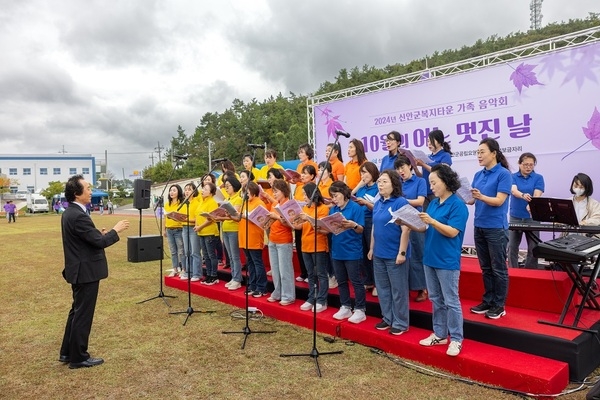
[257,149,283,180]
[182,182,202,281]
[164,184,185,278]
[194,182,220,285]
[242,154,260,182]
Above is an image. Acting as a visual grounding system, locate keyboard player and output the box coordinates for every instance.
[570,173,600,237]
[508,153,545,269]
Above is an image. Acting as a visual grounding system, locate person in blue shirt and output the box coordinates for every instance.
[394,155,428,302]
[418,164,469,357]
[368,169,411,335]
[468,138,512,320]
[354,162,380,293]
[415,129,453,211]
[328,181,367,324]
[379,130,402,171]
[508,152,545,269]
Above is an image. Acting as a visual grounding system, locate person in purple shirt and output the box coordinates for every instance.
[508,152,545,269]
[468,138,512,320]
[379,130,402,172]
[4,200,17,223]
[368,170,411,335]
[415,129,453,211]
[394,155,428,302]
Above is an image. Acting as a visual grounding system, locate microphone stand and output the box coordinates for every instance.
[280,133,343,377]
[137,158,181,307]
[170,164,219,325]
[223,145,276,349]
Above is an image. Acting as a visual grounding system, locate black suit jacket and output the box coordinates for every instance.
[61,203,120,284]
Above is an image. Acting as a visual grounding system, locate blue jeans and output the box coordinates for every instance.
[424,266,463,342]
[508,216,539,269]
[408,230,426,291]
[165,228,184,271]
[373,257,409,330]
[222,231,242,283]
[199,235,219,277]
[474,227,509,307]
[303,251,329,305]
[268,242,295,302]
[361,217,374,286]
[244,249,267,292]
[332,258,366,311]
[182,226,200,278]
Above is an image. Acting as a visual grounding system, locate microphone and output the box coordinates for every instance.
[335,130,350,138]
[173,154,188,160]
[212,157,228,163]
[248,144,266,149]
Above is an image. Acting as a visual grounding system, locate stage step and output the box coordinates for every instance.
[165,276,569,395]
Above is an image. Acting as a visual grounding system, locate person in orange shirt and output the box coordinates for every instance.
[326,142,345,181]
[237,181,268,297]
[317,161,333,202]
[266,179,295,306]
[293,182,330,313]
[293,164,317,282]
[344,139,367,190]
[258,168,284,211]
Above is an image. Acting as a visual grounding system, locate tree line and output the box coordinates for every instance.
[142,15,600,184]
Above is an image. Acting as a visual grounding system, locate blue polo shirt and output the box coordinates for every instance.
[372,196,411,259]
[355,183,379,219]
[401,174,427,212]
[510,171,545,219]
[380,152,399,172]
[330,200,364,260]
[423,194,469,270]
[472,163,512,229]
[423,150,452,195]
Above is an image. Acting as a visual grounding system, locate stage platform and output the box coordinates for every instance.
[165,255,600,395]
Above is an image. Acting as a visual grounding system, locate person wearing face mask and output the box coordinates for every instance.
[570,173,600,229]
[508,153,545,269]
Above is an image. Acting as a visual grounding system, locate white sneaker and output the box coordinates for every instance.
[332,306,353,320]
[372,287,378,297]
[348,309,366,324]
[228,281,242,290]
[314,303,327,313]
[224,280,232,287]
[300,301,313,311]
[167,270,177,277]
[328,276,338,289]
[446,341,462,357]
[190,276,200,282]
[419,333,448,346]
[179,273,188,280]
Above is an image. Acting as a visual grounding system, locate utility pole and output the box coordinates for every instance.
[149,153,155,167]
[155,142,164,163]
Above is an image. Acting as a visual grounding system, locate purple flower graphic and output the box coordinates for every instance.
[561,107,600,161]
[318,106,346,140]
[509,63,543,94]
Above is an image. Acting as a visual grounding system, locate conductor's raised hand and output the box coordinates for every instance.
[113,220,130,233]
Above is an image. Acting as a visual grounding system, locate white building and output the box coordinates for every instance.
[0,154,96,193]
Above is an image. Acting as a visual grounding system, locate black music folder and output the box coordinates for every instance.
[529,197,579,227]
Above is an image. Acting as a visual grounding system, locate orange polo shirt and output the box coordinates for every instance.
[239,196,266,250]
[301,203,329,253]
[269,199,293,244]
[345,160,363,190]
[294,160,318,201]
[318,178,332,199]
[330,157,345,181]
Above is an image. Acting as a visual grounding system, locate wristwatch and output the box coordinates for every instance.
[400,251,406,256]
[353,224,359,230]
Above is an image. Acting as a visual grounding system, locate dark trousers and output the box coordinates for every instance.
[60,281,100,363]
[294,229,307,278]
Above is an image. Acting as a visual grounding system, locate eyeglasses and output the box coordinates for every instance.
[385,138,397,142]
[521,163,535,168]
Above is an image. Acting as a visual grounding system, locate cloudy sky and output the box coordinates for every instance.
[0,0,597,178]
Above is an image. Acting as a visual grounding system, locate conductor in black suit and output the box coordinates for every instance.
[59,175,130,369]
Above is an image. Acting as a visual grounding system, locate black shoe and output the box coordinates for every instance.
[58,355,70,363]
[375,320,390,330]
[69,357,104,369]
[470,302,491,314]
[223,264,231,269]
[252,291,268,298]
[485,306,506,319]
[389,327,408,336]
[244,289,255,295]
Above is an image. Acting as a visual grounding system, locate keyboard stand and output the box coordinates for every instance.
[538,256,600,333]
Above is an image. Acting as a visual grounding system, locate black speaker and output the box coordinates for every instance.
[127,235,163,263]
[133,179,152,210]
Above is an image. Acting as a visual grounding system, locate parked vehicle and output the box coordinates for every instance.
[27,194,49,213]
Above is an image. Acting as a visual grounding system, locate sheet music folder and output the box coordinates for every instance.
[529,197,579,227]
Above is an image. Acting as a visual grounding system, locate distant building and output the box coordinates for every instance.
[0,154,96,193]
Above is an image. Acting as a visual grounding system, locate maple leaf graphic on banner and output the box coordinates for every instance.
[319,106,346,140]
[562,107,600,161]
[509,63,543,94]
